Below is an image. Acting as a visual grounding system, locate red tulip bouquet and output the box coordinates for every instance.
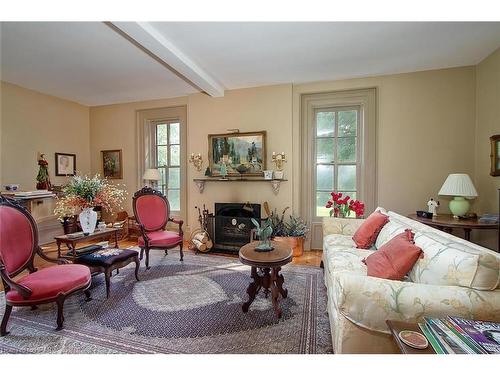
[325,192,365,218]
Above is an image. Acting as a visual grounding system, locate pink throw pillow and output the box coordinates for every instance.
[352,211,389,249]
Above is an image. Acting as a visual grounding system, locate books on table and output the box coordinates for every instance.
[419,316,500,354]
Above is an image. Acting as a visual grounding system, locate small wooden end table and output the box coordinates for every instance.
[55,227,120,261]
[386,320,436,354]
[407,213,499,250]
[239,241,293,318]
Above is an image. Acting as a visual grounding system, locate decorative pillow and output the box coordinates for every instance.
[375,219,406,249]
[363,229,423,280]
[352,210,389,249]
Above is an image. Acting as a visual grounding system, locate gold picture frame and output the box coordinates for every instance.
[208,131,266,177]
[101,149,123,179]
[491,134,500,177]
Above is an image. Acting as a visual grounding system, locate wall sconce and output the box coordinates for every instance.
[272,152,287,171]
[189,153,203,171]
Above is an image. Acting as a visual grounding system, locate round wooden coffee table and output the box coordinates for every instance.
[239,241,293,318]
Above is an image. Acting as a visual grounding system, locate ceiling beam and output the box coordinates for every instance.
[106,22,225,97]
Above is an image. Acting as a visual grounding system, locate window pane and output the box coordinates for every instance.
[316,191,332,217]
[157,146,168,167]
[316,112,335,137]
[337,137,356,162]
[169,145,180,166]
[168,190,180,211]
[339,191,357,200]
[338,110,357,136]
[169,122,180,144]
[168,168,180,189]
[157,124,168,145]
[316,165,334,191]
[338,165,356,191]
[158,167,166,186]
[316,138,334,163]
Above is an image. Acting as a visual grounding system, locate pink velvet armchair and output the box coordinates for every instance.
[132,187,184,269]
[0,196,92,336]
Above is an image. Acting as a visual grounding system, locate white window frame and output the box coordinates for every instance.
[300,89,377,250]
[313,105,361,220]
[152,120,181,211]
[136,106,187,219]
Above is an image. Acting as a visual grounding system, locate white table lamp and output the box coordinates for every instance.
[438,173,478,218]
[142,168,161,188]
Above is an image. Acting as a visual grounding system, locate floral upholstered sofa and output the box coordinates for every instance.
[322,207,500,354]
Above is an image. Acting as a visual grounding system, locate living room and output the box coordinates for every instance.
[1,0,500,370]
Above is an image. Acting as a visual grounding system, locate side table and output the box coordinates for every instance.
[55,227,120,261]
[386,320,436,354]
[239,241,292,318]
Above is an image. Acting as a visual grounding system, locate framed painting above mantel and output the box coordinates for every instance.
[490,134,500,176]
[208,131,266,177]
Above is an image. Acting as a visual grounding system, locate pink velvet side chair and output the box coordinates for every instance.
[132,187,184,269]
[0,196,92,336]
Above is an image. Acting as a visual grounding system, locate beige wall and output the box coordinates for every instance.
[90,85,292,233]
[0,81,90,190]
[90,68,478,247]
[474,47,500,249]
[187,85,293,235]
[293,67,477,220]
[89,96,188,218]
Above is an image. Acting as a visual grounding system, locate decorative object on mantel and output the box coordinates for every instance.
[36,153,52,190]
[251,217,274,252]
[490,134,500,176]
[208,131,266,177]
[193,177,287,195]
[101,149,123,179]
[189,153,203,171]
[263,170,273,180]
[204,167,212,177]
[427,198,440,216]
[55,152,76,176]
[438,173,478,218]
[268,206,310,257]
[325,192,365,218]
[54,174,126,235]
[142,168,161,188]
[271,151,287,180]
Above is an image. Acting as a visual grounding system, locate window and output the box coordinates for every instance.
[300,89,376,250]
[155,121,181,211]
[315,107,360,217]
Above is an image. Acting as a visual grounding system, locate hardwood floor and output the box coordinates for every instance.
[0,239,323,292]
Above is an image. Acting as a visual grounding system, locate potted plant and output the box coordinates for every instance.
[54,174,126,235]
[270,207,309,257]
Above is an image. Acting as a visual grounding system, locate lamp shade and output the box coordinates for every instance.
[438,174,478,199]
[142,168,161,181]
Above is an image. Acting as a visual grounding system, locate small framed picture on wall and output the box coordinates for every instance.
[102,149,123,179]
[55,153,76,176]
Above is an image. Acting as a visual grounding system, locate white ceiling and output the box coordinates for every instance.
[2,22,500,106]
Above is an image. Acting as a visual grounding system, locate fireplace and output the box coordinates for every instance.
[210,202,261,254]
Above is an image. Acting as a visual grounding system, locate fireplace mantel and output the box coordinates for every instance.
[193,178,287,195]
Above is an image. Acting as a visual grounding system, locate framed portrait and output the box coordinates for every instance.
[55,153,76,176]
[101,149,123,179]
[490,134,500,177]
[208,131,266,177]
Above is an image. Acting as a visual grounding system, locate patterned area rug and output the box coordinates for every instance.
[0,249,332,354]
